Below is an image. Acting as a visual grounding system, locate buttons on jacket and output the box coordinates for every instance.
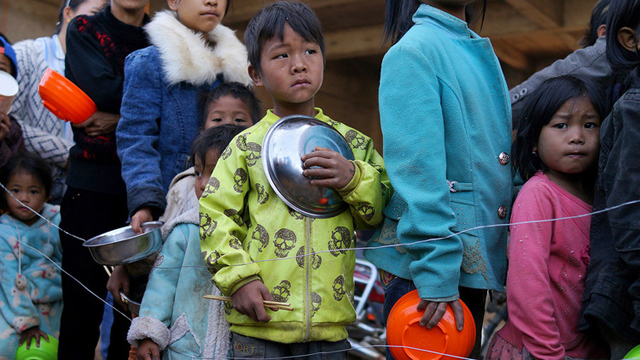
[499,152,510,165]
[498,206,508,219]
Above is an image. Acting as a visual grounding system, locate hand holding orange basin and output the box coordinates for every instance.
[387,290,476,360]
[38,68,96,124]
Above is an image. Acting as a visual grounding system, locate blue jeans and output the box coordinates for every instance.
[380,273,485,360]
[231,333,350,359]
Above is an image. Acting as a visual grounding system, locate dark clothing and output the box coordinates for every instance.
[59,6,149,358]
[0,115,25,169]
[57,187,131,359]
[64,5,149,195]
[579,69,640,344]
[231,333,350,359]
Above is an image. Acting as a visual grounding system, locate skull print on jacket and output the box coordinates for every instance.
[199,109,391,344]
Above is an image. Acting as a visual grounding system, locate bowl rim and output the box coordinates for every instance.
[262,114,354,218]
[82,221,163,248]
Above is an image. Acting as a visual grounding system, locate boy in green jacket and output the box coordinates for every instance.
[199,2,391,358]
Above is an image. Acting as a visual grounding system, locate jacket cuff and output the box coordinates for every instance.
[337,161,362,196]
[128,186,167,219]
[229,275,263,297]
[128,316,171,350]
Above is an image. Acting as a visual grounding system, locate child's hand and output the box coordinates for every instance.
[417,299,465,332]
[231,280,274,323]
[301,146,355,190]
[136,338,160,360]
[0,112,9,142]
[19,326,49,349]
[131,207,153,235]
[73,111,120,136]
[107,265,130,309]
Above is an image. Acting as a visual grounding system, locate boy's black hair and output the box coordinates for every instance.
[383,0,487,45]
[244,1,325,74]
[580,0,610,48]
[190,124,246,167]
[606,0,640,76]
[199,82,263,128]
[512,75,607,182]
[0,153,53,211]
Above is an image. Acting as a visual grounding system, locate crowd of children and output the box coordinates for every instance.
[1,0,640,359]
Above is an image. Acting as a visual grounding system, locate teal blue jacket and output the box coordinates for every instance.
[365,4,513,300]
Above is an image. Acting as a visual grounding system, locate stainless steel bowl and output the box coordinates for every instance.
[120,291,141,316]
[83,221,163,266]
[262,115,354,218]
[119,274,147,316]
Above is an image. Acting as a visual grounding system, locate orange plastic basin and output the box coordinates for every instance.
[387,290,476,360]
[38,68,96,124]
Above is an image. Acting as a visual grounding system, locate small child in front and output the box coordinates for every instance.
[127,124,246,360]
[199,2,391,359]
[0,153,62,359]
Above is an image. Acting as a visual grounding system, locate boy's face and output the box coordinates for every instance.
[194,148,220,199]
[0,54,13,75]
[249,23,324,117]
[202,95,252,131]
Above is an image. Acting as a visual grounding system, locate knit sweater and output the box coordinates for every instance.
[64,6,149,194]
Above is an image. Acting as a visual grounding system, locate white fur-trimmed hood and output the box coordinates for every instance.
[145,11,251,86]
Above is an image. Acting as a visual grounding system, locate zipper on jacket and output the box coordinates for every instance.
[304,216,311,342]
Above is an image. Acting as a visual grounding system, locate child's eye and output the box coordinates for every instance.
[274,53,288,59]
[585,122,599,129]
[234,118,247,123]
[30,189,40,195]
[305,49,317,55]
[552,123,567,129]
[10,189,19,194]
[194,171,202,178]
[211,118,223,123]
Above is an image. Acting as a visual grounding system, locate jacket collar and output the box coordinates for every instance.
[145,11,251,86]
[262,108,330,125]
[413,4,479,39]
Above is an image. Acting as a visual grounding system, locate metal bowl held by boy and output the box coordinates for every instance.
[262,115,354,218]
[83,221,163,266]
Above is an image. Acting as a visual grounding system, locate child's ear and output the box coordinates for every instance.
[167,0,179,11]
[597,24,606,38]
[248,65,263,87]
[618,27,638,53]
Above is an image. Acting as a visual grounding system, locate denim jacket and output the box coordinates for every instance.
[117,11,250,218]
[579,70,640,343]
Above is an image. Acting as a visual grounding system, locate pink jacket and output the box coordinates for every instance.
[497,172,604,359]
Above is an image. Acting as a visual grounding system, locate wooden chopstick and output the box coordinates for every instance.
[204,295,294,311]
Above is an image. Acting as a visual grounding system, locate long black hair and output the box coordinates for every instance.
[512,75,606,182]
[580,0,610,48]
[383,0,486,45]
[606,0,640,76]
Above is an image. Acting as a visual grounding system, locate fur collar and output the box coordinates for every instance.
[145,11,251,86]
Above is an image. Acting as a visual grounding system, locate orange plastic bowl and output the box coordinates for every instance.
[38,68,96,124]
[387,290,476,360]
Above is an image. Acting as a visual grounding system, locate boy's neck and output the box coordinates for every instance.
[272,101,317,118]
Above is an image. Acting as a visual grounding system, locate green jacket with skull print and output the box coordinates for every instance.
[199,108,391,343]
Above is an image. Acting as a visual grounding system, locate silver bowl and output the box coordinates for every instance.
[83,221,163,266]
[119,274,148,316]
[120,291,141,316]
[262,115,354,218]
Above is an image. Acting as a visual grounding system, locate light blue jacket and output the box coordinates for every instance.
[117,11,250,218]
[127,207,230,360]
[365,4,513,300]
[0,204,63,359]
